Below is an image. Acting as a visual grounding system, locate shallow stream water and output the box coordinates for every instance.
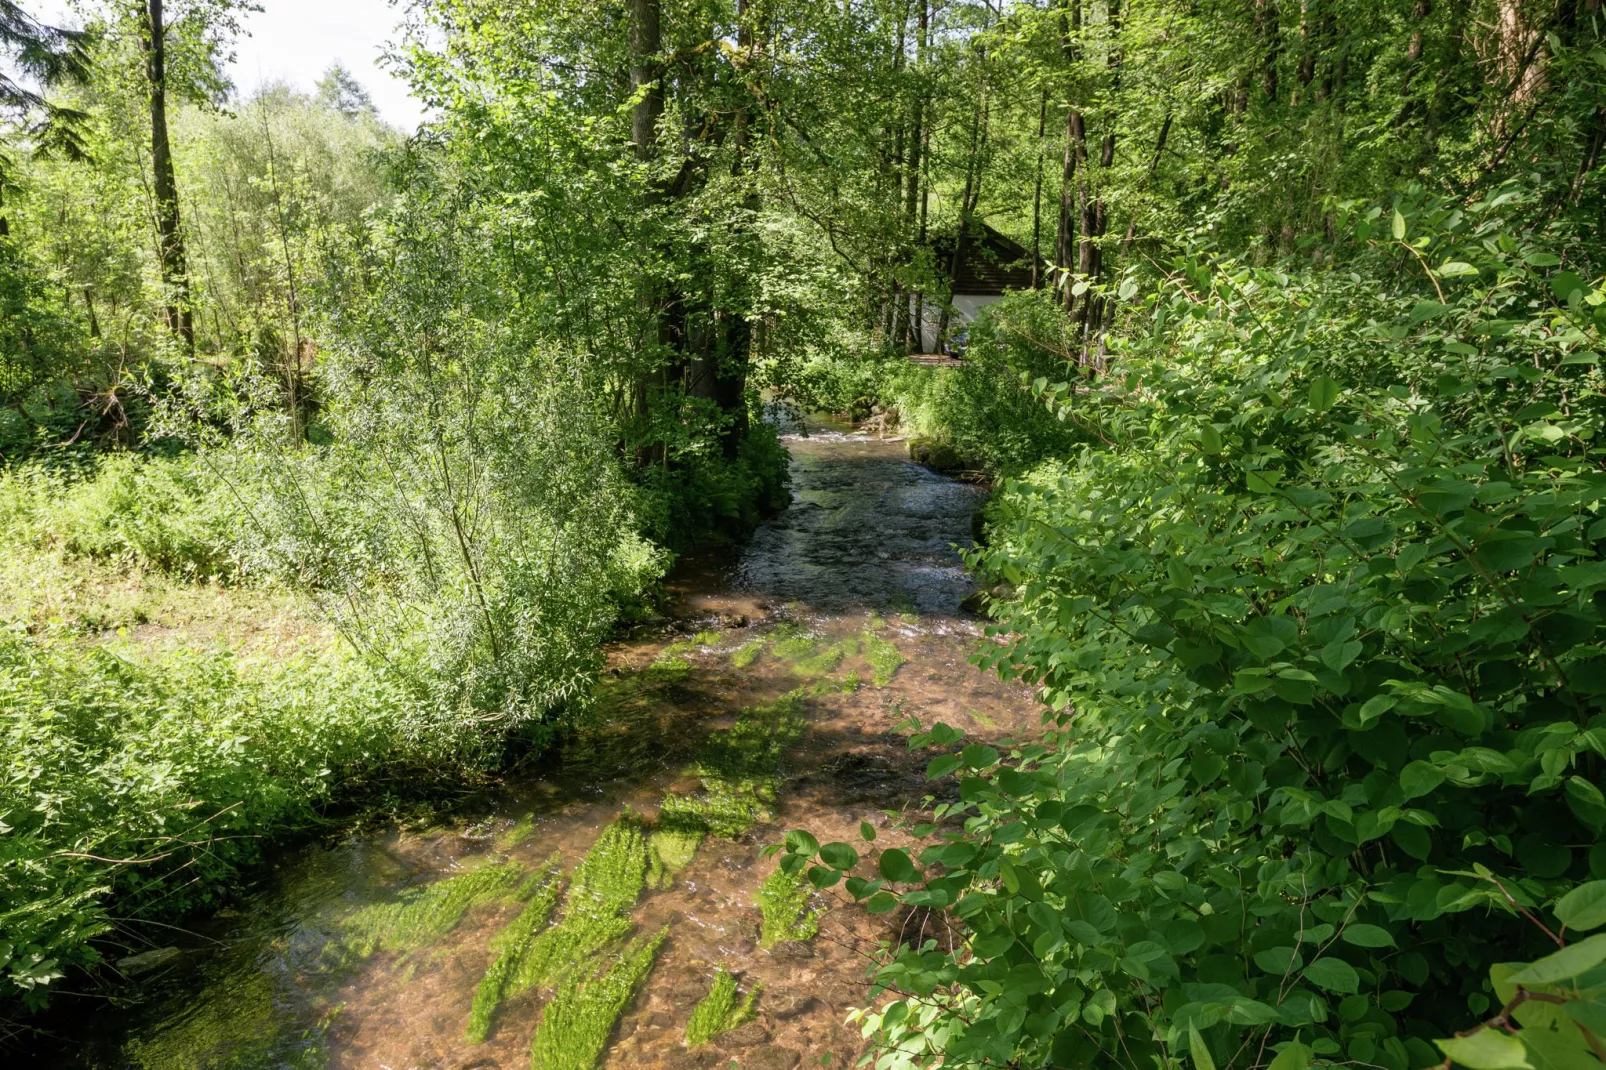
[44,423,1042,1070]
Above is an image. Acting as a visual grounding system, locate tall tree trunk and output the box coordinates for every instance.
[629,0,663,159]
[1054,0,1082,301]
[1032,88,1047,288]
[142,0,192,349]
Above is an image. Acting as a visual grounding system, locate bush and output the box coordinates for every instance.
[784,189,1606,1068]
[0,626,480,1007]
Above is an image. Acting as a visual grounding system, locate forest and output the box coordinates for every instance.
[2,0,1606,1067]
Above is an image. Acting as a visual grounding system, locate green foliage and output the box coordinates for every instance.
[0,455,240,579]
[0,626,471,1006]
[513,814,649,992]
[528,926,667,1070]
[729,639,764,668]
[756,863,818,949]
[684,968,760,1047]
[814,190,1606,1066]
[466,856,565,1043]
[645,826,703,889]
[339,859,525,959]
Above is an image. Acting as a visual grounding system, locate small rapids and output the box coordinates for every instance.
[44,423,1039,1070]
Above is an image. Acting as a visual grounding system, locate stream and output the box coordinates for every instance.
[44,421,1041,1070]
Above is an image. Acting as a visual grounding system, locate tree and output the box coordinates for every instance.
[315,62,376,119]
[0,1,91,230]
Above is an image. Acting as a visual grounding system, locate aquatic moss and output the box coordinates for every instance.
[792,640,850,676]
[513,814,648,990]
[657,631,721,663]
[340,859,525,959]
[528,927,668,1070]
[860,632,906,687]
[658,690,810,840]
[466,856,565,1043]
[683,969,760,1047]
[499,814,536,849]
[729,639,764,668]
[768,633,819,661]
[756,864,818,948]
[646,825,703,889]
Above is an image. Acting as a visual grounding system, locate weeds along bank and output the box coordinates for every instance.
[775,185,1606,1066]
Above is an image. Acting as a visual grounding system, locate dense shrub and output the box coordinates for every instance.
[783,189,1606,1067]
[0,626,482,1007]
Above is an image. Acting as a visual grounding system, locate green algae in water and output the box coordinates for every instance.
[729,638,764,668]
[529,927,667,1070]
[757,864,818,948]
[645,825,703,889]
[499,813,536,849]
[339,858,525,959]
[124,968,334,1070]
[513,813,648,991]
[659,690,809,841]
[684,969,760,1047]
[860,631,905,686]
[792,639,852,676]
[466,855,565,1043]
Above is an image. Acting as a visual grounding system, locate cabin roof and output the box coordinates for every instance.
[931,223,1037,295]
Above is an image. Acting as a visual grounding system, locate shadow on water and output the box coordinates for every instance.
[40,419,1039,1070]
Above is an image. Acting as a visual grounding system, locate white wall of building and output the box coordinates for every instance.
[909,294,1002,353]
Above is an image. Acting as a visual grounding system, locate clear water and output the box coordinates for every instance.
[41,424,1039,1070]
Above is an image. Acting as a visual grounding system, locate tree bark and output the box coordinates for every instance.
[142,0,192,349]
[629,0,663,159]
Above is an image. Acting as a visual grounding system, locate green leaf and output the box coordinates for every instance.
[1411,300,1451,322]
[1268,1042,1313,1070]
[1189,1024,1217,1070]
[859,821,877,843]
[1392,209,1407,241]
[1555,881,1606,931]
[1400,760,1445,800]
[807,865,841,888]
[1436,1031,1533,1070]
[785,829,820,857]
[1508,934,1606,985]
[960,744,999,769]
[1303,957,1360,993]
[925,754,962,779]
[1309,375,1341,412]
[1525,251,1563,267]
[865,892,899,914]
[819,842,859,871]
[878,848,917,884]
[1341,923,1398,949]
[1200,424,1223,455]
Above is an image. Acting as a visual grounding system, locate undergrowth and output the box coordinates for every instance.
[528,926,668,1070]
[684,968,760,1047]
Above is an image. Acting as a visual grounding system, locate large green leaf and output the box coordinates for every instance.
[1509,935,1606,986]
[1436,1031,1533,1070]
[1556,883,1606,933]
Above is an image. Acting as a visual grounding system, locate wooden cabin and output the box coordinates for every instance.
[908,223,1038,355]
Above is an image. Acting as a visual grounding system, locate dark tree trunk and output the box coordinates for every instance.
[1032,88,1047,288]
[142,0,192,349]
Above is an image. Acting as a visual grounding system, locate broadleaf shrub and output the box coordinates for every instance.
[792,188,1606,1067]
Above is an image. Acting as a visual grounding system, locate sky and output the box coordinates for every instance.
[29,0,429,130]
